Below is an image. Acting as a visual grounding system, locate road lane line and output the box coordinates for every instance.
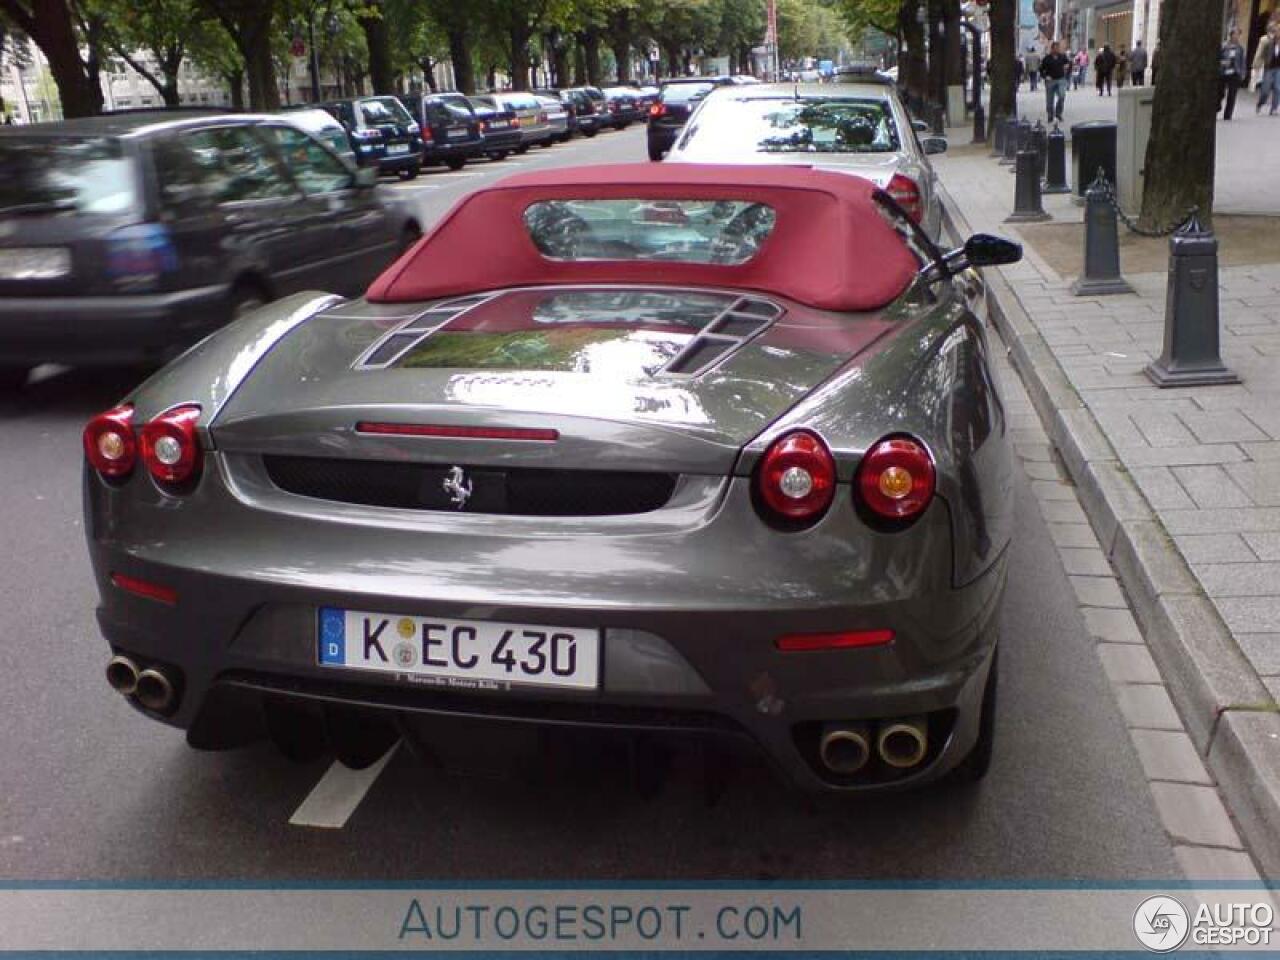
[288,741,399,829]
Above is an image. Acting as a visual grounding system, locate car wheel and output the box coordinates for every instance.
[950,648,997,784]
[230,282,269,322]
[488,150,509,161]
[397,222,422,257]
[445,158,466,171]
[0,365,29,393]
[515,144,530,155]
[583,127,598,138]
[398,165,420,181]
[647,143,665,162]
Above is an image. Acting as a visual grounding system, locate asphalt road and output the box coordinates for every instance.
[0,126,1180,881]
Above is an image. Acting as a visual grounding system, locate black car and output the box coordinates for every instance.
[535,88,602,137]
[0,112,420,387]
[646,77,731,160]
[466,98,521,160]
[601,87,643,128]
[318,96,422,179]
[399,92,484,170]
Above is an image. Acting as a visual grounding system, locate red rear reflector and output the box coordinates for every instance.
[356,422,559,442]
[649,103,666,118]
[111,573,178,606]
[886,173,924,224]
[777,629,894,652]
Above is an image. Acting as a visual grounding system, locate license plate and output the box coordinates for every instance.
[386,143,410,155]
[0,247,71,280]
[489,120,509,129]
[446,127,469,139]
[318,607,600,691]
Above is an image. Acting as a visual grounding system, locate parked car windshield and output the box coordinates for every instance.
[0,136,138,215]
[523,198,776,265]
[681,96,901,156]
[358,97,413,126]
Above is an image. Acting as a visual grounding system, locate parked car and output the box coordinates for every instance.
[277,107,356,166]
[466,97,521,160]
[317,96,422,179]
[600,87,643,128]
[532,94,570,144]
[471,92,554,153]
[577,86,609,125]
[0,112,421,388]
[646,77,732,161]
[399,92,484,170]
[534,87,602,138]
[84,162,1020,795]
[665,82,948,239]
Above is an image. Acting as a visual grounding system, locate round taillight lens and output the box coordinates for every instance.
[140,404,202,487]
[83,404,136,478]
[756,430,837,523]
[856,437,936,521]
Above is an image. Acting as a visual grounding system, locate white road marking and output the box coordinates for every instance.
[288,741,400,829]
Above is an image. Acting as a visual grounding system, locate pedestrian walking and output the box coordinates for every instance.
[1015,53,1026,89]
[1116,49,1130,88]
[1219,28,1247,120]
[1257,24,1280,115]
[1129,41,1148,85]
[1041,41,1072,122]
[1026,47,1042,91]
[1072,48,1089,89]
[1094,45,1117,96]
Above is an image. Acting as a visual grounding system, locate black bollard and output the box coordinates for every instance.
[991,114,1008,158]
[971,103,986,144]
[1010,119,1032,173]
[1005,150,1052,223]
[1031,121,1048,180]
[930,103,946,136]
[1070,172,1134,296]
[1000,118,1019,166]
[1144,215,1241,387]
[1043,123,1071,194]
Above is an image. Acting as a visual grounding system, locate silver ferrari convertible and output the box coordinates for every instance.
[84,163,1021,794]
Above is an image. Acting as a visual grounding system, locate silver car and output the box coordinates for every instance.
[474,92,556,151]
[665,82,948,240]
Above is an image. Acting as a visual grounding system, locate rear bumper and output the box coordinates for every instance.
[423,139,485,162]
[372,151,420,173]
[648,124,682,152]
[480,130,522,153]
[0,284,230,365]
[86,460,1006,794]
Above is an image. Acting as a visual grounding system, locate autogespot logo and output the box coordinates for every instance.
[1134,896,1190,952]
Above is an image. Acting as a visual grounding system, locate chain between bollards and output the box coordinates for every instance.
[1091,168,1197,238]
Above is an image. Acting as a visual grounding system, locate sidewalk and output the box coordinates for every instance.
[931,128,1280,877]
[994,88,1280,214]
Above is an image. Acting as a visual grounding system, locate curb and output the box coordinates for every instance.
[938,183,1280,880]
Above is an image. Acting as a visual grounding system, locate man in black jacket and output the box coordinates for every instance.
[1219,28,1246,120]
[1040,41,1072,122]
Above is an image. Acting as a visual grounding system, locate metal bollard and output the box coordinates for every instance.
[1144,215,1241,387]
[1005,150,1052,223]
[991,115,1008,158]
[1009,119,1032,173]
[971,103,986,144]
[1031,121,1048,180]
[930,103,946,136]
[1000,118,1019,165]
[1043,124,1071,194]
[1070,172,1134,296]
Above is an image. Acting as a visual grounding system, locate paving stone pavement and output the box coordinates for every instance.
[932,136,1280,881]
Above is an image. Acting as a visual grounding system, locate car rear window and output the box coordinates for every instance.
[0,136,138,215]
[679,97,901,156]
[358,97,413,126]
[661,82,714,103]
[523,199,776,265]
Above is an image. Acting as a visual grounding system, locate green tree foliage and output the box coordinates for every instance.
[87,0,197,107]
[0,0,103,116]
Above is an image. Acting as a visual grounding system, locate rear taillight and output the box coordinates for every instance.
[856,437,935,522]
[140,404,202,487]
[421,126,433,141]
[83,404,136,479]
[105,224,177,290]
[886,173,924,224]
[480,121,489,131]
[755,430,836,525]
[649,103,666,118]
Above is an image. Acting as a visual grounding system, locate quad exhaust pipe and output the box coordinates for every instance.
[105,656,177,714]
[818,717,929,774]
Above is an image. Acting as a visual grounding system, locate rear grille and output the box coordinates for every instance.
[263,455,678,516]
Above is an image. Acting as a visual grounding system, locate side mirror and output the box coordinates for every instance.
[927,233,1022,282]
[353,167,378,189]
[921,136,948,155]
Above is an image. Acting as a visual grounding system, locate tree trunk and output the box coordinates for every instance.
[3,0,103,117]
[162,76,180,107]
[899,2,927,104]
[927,0,944,105]
[1140,0,1219,229]
[227,68,244,109]
[509,23,532,90]
[583,29,602,85]
[611,39,631,82]
[359,3,394,95]
[421,58,438,92]
[448,27,475,93]
[943,0,963,86]
[552,41,571,88]
[664,41,680,77]
[987,0,1017,130]
[573,35,587,85]
[245,36,279,110]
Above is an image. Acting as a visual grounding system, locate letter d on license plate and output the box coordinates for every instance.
[317,607,600,690]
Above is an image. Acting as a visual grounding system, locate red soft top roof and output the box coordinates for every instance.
[366,163,920,312]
